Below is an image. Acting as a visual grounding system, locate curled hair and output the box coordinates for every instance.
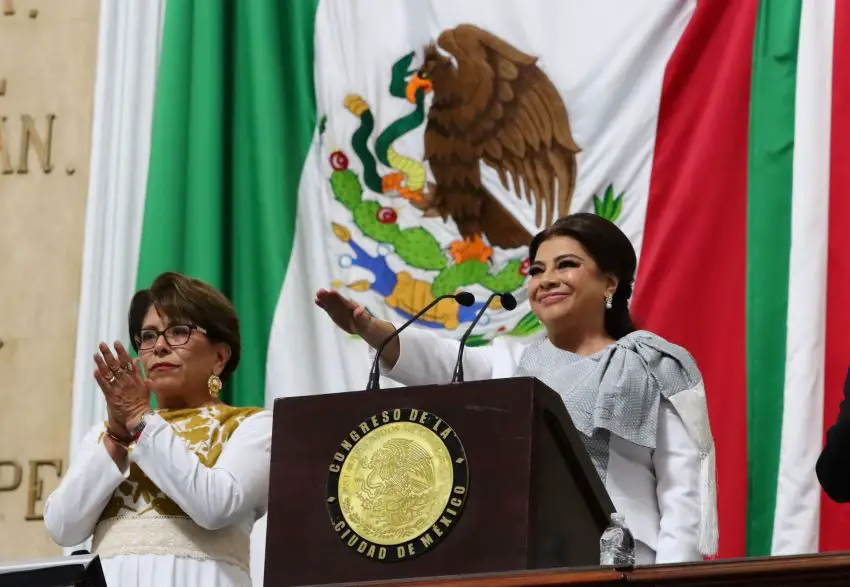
[128,272,241,382]
[529,213,637,339]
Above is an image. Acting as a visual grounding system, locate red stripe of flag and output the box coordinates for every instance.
[632,0,758,558]
[819,0,850,553]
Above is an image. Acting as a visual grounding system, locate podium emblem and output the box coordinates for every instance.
[326,408,469,561]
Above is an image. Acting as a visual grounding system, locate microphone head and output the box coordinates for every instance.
[499,292,518,311]
[454,291,475,307]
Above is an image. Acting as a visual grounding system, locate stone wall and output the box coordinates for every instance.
[0,0,100,558]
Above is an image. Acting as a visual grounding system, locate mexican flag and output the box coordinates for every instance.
[114,0,850,573]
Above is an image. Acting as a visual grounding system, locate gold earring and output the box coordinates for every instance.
[208,374,222,398]
[605,293,613,310]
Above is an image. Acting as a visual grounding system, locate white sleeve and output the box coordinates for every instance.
[43,424,128,546]
[131,410,272,531]
[652,399,703,563]
[373,326,527,386]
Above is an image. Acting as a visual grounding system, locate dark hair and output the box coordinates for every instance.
[528,213,637,339]
[128,272,241,382]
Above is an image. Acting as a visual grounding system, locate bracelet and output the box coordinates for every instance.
[104,427,132,447]
[128,412,152,442]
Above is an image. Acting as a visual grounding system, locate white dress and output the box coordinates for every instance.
[373,328,716,565]
[43,405,272,587]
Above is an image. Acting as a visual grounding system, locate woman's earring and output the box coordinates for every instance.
[605,293,613,310]
[208,374,223,398]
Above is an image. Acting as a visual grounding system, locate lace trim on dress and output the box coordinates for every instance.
[91,515,251,574]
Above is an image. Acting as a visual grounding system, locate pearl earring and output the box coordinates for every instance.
[605,293,613,310]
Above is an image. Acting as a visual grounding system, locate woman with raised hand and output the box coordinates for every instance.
[316,213,718,564]
[45,272,272,587]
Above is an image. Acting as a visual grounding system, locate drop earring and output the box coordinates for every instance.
[208,374,222,398]
[605,293,613,310]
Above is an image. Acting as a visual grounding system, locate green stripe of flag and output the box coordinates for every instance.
[138,0,320,406]
[746,0,801,556]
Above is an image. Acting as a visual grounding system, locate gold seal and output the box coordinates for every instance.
[326,408,469,562]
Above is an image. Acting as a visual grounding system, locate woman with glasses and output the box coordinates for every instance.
[44,272,271,587]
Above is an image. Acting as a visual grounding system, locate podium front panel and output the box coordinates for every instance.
[266,379,537,586]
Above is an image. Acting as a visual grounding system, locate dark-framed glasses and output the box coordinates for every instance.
[136,324,207,350]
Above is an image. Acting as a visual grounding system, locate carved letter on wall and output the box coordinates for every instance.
[25,459,62,521]
[0,116,13,174]
[0,460,22,491]
[17,114,55,174]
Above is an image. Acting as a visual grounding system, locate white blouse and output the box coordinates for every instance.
[43,406,272,587]
[375,328,710,564]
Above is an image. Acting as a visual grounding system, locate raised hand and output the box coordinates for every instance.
[93,341,153,434]
[314,289,373,335]
[314,288,400,365]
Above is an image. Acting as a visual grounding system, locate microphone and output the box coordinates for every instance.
[451,292,517,384]
[367,291,475,390]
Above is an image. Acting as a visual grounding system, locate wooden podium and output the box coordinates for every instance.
[264,377,616,587]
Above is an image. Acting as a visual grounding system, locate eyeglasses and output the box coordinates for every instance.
[136,324,207,350]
